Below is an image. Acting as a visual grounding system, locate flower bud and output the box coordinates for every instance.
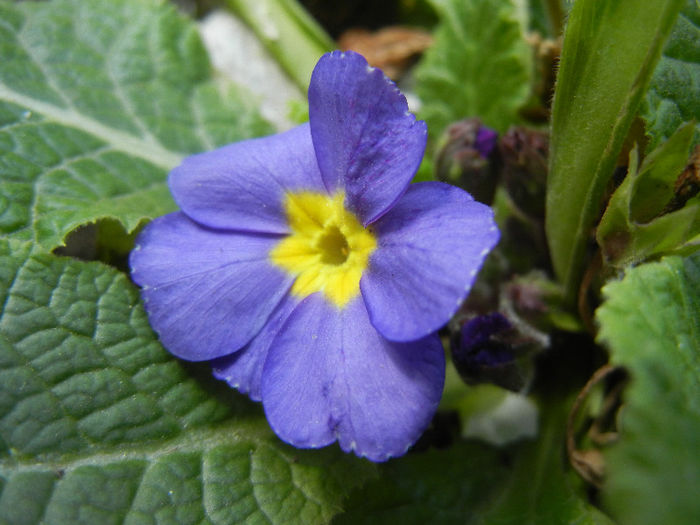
[451,313,526,392]
[435,118,500,204]
[499,126,549,219]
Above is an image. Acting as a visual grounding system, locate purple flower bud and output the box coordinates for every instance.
[451,313,526,391]
[458,312,511,353]
[435,118,500,204]
[499,126,549,219]
[475,125,499,158]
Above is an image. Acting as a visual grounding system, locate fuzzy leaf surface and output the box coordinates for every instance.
[643,0,700,149]
[597,122,700,267]
[414,0,532,137]
[545,0,684,303]
[0,0,272,249]
[597,254,700,525]
[0,239,375,524]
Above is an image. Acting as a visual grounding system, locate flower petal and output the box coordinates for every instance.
[261,294,444,461]
[212,293,298,401]
[169,124,325,234]
[130,212,292,361]
[361,182,499,342]
[308,51,427,225]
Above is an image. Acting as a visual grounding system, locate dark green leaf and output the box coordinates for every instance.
[336,395,612,525]
[477,399,613,525]
[0,238,375,524]
[643,0,700,149]
[334,441,507,524]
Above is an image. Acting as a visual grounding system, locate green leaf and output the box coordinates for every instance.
[528,0,566,37]
[597,254,700,525]
[528,0,552,36]
[334,441,508,524]
[545,0,684,303]
[335,396,611,525]
[0,0,273,250]
[0,238,376,524]
[414,0,532,137]
[643,0,700,150]
[476,399,613,525]
[627,124,694,223]
[597,122,700,267]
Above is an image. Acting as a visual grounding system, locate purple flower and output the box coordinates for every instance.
[130,51,499,461]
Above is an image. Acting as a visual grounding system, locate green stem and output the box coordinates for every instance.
[544,0,564,36]
[226,0,334,91]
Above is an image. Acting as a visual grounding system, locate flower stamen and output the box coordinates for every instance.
[317,225,350,265]
[270,191,376,308]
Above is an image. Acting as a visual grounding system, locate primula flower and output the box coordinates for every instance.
[130,51,499,461]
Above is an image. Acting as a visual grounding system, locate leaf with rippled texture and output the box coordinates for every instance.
[643,0,700,149]
[597,254,700,525]
[414,0,532,137]
[0,1,377,523]
[0,239,375,524]
[0,0,273,250]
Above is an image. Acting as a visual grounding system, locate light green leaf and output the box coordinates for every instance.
[414,0,532,137]
[545,0,684,303]
[0,238,375,524]
[643,0,700,149]
[597,254,700,525]
[0,0,273,250]
[597,122,700,267]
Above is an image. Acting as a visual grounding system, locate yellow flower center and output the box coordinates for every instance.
[270,191,377,308]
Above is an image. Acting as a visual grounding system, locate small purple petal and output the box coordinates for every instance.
[169,124,325,234]
[454,313,514,369]
[459,312,511,352]
[308,51,427,225]
[129,212,292,361]
[261,294,444,462]
[451,313,523,391]
[361,182,500,342]
[474,126,499,158]
[212,294,298,401]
